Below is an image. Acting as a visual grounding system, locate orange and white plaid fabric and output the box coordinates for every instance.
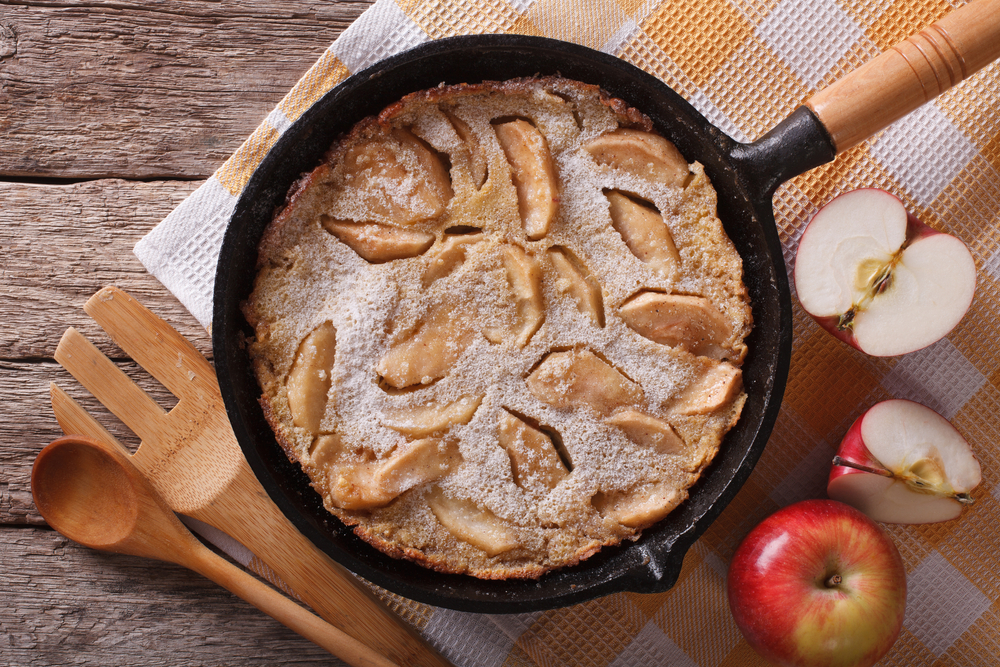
[135,1,1000,665]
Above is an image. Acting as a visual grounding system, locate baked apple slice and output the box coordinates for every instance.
[526,349,643,417]
[383,396,482,438]
[321,216,435,263]
[672,361,742,415]
[329,438,461,510]
[339,127,453,225]
[547,246,604,327]
[605,410,685,455]
[442,109,488,189]
[498,410,569,491]
[421,232,484,286]
[605,190,680,278]
[377,306,473,389]
[584,129,689,187]
[426,487,518,556]
[828,400,981,524]
[493,118,559,240]
[593,482,684,528]
[619,291,732,360]
[497,245,544,346]
[286,321,337,433]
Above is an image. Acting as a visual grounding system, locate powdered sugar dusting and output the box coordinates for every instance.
[245,78,751,578]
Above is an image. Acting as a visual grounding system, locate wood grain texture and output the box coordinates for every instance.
[33,435,395,667]
[50,287,448,667]
[0,2,437,664]
[805,0,1000,152]
[0,179,211,358]
[1,359,182,524]
[0,0,370,179]
[0,526,348,666]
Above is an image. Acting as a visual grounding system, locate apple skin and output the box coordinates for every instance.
[727,499,906,667]
[831,410,882,470]
[793,188,975,357]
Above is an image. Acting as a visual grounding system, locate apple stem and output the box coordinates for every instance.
[956,493,974,505]
[836,309,856,331]
[825,574,843,588]
[832,456,894,478]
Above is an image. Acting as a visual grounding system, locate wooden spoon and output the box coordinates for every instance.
[31,435,398,667]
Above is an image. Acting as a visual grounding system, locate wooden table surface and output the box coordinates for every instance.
[1,2,377,664]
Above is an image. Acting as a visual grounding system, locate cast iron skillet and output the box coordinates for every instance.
[213,5,997,613]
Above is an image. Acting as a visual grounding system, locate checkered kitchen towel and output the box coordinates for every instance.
[134,1,1000,665]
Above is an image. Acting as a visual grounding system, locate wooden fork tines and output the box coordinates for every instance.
[52,285,449,667]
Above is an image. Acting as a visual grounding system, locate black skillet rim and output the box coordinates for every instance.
[213,34,792,613]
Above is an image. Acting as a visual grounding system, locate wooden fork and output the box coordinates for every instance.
[51,285,449,667]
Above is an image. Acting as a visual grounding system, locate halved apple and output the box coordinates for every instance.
[827,399,981,524]
[794,189,976,356]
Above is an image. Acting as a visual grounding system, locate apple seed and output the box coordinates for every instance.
[838,252,903,332]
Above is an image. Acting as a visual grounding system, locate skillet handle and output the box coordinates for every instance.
[805,0,1000,154]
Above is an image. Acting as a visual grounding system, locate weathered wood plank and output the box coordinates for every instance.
[0,526,347,666]
[0,179,212,359]
[1,359,186,524]
[0,3,433,663]
[0,0,372,179]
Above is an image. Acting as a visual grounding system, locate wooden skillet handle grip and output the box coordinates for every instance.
[805,0,1000,154]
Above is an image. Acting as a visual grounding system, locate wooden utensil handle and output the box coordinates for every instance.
[64,286,450,667]
[200,461,452,667]
[805,0,1000,153]
[187,541,398,667]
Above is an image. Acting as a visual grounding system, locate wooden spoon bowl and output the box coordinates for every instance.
[33,438,140,551]
[31,435,397,667]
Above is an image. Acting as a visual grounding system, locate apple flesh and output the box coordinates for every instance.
[728,499,906,667]
[828,399,981,524]
[794,188,976,356]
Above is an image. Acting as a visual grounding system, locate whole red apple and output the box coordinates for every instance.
[727,499,906,667]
